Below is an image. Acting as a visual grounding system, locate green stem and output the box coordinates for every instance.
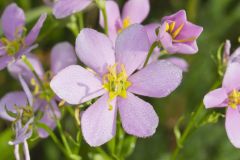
[78,12,84,31]
[22,56,75,159]
[101,7,108,35]
[171,81,221,160]
[143,41,160,67]
[95,0,108,34]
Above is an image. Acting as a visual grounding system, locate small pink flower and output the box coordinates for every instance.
[204,62,240,148]
[50,24,183,146]
[158,10,203,54]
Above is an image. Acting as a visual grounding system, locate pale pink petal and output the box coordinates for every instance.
[0,91,28,121]
[223,62,240,91]
[81,94,117,146]
[115,24,150,75]
[50,42,77,75]
[99,0,120,31]
[25,13,47,46]
[128,60,182,98]
[225,107,240,148]
[50,65,105,105]
[166,57,188,72]
[118,92,158,137]
[122,0,150,23]
[0,55,12,71]
[53,0,92,19]
[203,88,228,108]
[144,23,160,44]
[76,28,115,76]
[1,3,25,40]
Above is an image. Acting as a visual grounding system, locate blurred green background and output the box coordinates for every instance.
[0,0,240,159]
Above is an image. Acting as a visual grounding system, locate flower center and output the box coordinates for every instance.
[31,72,55,102]
[0,27,26,56]
[118,17,131,33]
[1,37,25,56]
[165,21,196,43]
[103,64,131,108]
[228,89,240,109]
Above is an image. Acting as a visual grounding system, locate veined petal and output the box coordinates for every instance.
[0,91,28,121]
[1,3,25,40]
[50,65,105,105]
[116,24,150,76]
[53,0,92,19]
[203,88,228,108]
[223,62,240,91]
[50,42,77,75]
[128,60,182,98]
[76,28,115,76]
[225,107,240,148]
[81,94,117,146]
[122,0,150,23]
[25,13,47,46]
[118,92,158,137]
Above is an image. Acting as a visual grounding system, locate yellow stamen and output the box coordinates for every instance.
[172,23,184,39]
[103,64,131,110]
[172,37,196,43]
[118,17,132,33]
[228,89,240,109]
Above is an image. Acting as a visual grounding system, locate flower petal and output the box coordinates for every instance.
[225,107,240,148]
[118,92,158,137]
[0,42,6,56]
[76,28,115,76]
[50,42,77,75]
[230,47,240,64]
[50,65,105,105]
[0,91,28,121]
[1,3,25,40]
[53,0,92,19]
[144,23,160,44]
[18,75,33,106]
[81,94,117,146]
[122,0,150,23]
[25,13,47,46]
[115,24,150,75]
[166,57,189,72]
[223,62,240,91]
[99,0,120,31]
[38,100,61,138]
[0,55,12,71]
[203,88,228,108]
[8,54,44,83]
[128,60,182,98]
[161,10,187,27]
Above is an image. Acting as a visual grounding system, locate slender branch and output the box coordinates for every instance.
[143,41,160,67]
[95,0,108,34]
[171,81,221,160]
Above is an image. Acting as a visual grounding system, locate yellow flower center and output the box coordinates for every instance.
[0,27,26,56]
[165,21,196,43]
[118,17,131,33]
[103,64,131,110]
[228,89,240,109]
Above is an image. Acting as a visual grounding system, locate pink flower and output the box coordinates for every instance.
[50,24,182,146]
[158,10,203,54]
[204,62,240,148]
